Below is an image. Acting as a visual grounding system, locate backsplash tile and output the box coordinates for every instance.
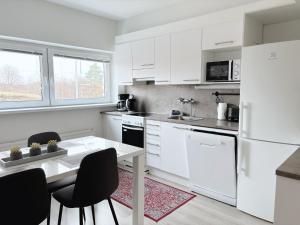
[125,85,240,118]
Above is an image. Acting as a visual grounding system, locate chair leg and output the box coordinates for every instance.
[57,204,63,225]
[79,208,84,225]
[82,207,86,221]
[47,194,51,225]
[108,198,119,225]
[91,205,96,225]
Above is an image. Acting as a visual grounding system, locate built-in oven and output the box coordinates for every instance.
[206,59,241,82]
[122,124,144,148]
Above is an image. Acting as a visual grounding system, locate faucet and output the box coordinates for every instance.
[177,97,197,117]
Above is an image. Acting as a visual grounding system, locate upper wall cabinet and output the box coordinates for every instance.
[155,35,171,85]
[132,38,156,79]
[114,43,133,85]
[171,28,203,85]
[132,38,155,70]
[202,21,243,50]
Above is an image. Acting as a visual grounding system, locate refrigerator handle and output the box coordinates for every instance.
[239,101,248,138]
[239,101,244,136]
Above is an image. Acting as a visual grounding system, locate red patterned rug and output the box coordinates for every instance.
[111,169,196,222]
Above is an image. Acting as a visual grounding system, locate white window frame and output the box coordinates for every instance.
[0,41,50,109]
[48,48,111,106]
[0,38,112,110]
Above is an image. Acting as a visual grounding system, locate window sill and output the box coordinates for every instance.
[0,103,117,115]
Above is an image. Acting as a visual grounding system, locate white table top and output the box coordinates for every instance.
[0,136,144,183]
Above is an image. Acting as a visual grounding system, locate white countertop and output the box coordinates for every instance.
[0,136,144,183]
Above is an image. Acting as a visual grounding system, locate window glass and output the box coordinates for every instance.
[53,56,106,100]
[0,50,43,102]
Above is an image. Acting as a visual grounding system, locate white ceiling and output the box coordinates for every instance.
[44,0,265,21]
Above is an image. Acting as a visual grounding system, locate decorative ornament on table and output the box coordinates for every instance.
[10,146,23,160]
[29,143,42,156]
[47,140,58,153]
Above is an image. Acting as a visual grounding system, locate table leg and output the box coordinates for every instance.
[133,154,144,225]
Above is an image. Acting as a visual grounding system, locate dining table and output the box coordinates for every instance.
[0,136,145,225]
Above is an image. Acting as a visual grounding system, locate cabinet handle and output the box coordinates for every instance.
[147,124,160,127]
[135,76,155,80]
[147,142,160,147]
[120,82,132,85]
[199,143,216,148]
[215,41,235,46]
[147,133,160,137]
[174,126,190,131]
[112,117,121,121]
[141,64,154,67]
[183,79,199,82]
[147,152,160,157]
[155,80,169,83]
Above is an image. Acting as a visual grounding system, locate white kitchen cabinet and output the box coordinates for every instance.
[161,122,189,178]
[237,138,297,222]
[145,120,162,169]
[132,38,155,70]
[202,20,243,50]
[171,29,202,84]
[103,115,122,142]
[155,35,171,85]
[114,43,132,85]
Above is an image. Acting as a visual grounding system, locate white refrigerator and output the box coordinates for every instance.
[237,41,300,222]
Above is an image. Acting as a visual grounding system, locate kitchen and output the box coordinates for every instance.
[1,0,300,225]
[103,0,300,224]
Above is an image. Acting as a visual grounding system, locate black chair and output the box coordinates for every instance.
[53,148,119,225]
[28,132,77,225]
[0,168,50,225]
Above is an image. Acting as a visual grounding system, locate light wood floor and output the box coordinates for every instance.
[42,175,271,225]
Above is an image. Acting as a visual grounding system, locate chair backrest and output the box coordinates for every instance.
[73,148,119,207]
[0,168,50,225]
[28,132,61,146]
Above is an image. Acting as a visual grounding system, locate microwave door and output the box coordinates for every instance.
[228,60,233,81]
[206,61,230,82]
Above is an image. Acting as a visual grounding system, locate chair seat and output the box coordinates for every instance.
[48,175,76,193]
[53,185,78,208]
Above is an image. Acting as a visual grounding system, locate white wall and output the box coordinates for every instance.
[0,0,117,147]
[0,109,107,148]
[263,19,300,43]
[0,0,117,50]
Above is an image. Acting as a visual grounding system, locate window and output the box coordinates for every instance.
[0,43,49,109]
[0,40,111,109]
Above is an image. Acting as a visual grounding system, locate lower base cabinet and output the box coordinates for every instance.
[160,122,189,178]
[103,115,122,142]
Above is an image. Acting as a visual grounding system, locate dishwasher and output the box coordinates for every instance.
[186,128,237,206]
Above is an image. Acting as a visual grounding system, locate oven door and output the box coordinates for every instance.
[122,124,144,148]
[206,61,232,82]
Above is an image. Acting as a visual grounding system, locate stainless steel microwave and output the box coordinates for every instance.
[206,59,241,82]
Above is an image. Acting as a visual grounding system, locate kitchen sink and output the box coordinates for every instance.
[168,116,203,121]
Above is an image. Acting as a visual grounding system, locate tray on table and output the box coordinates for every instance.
[0,147,68,168]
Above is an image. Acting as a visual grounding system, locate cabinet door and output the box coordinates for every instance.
[202,21,243,50]
[155,35,171,85]
[237,138,297,222]
[103,115,122,142]
[171,29,202,84]
[114,43,132,85]
[132,38,155,70]
[161,122,189,178]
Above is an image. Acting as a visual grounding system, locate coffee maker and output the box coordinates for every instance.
[117,94,129,111]
[117,94,136,112]
[125,95,136,112]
